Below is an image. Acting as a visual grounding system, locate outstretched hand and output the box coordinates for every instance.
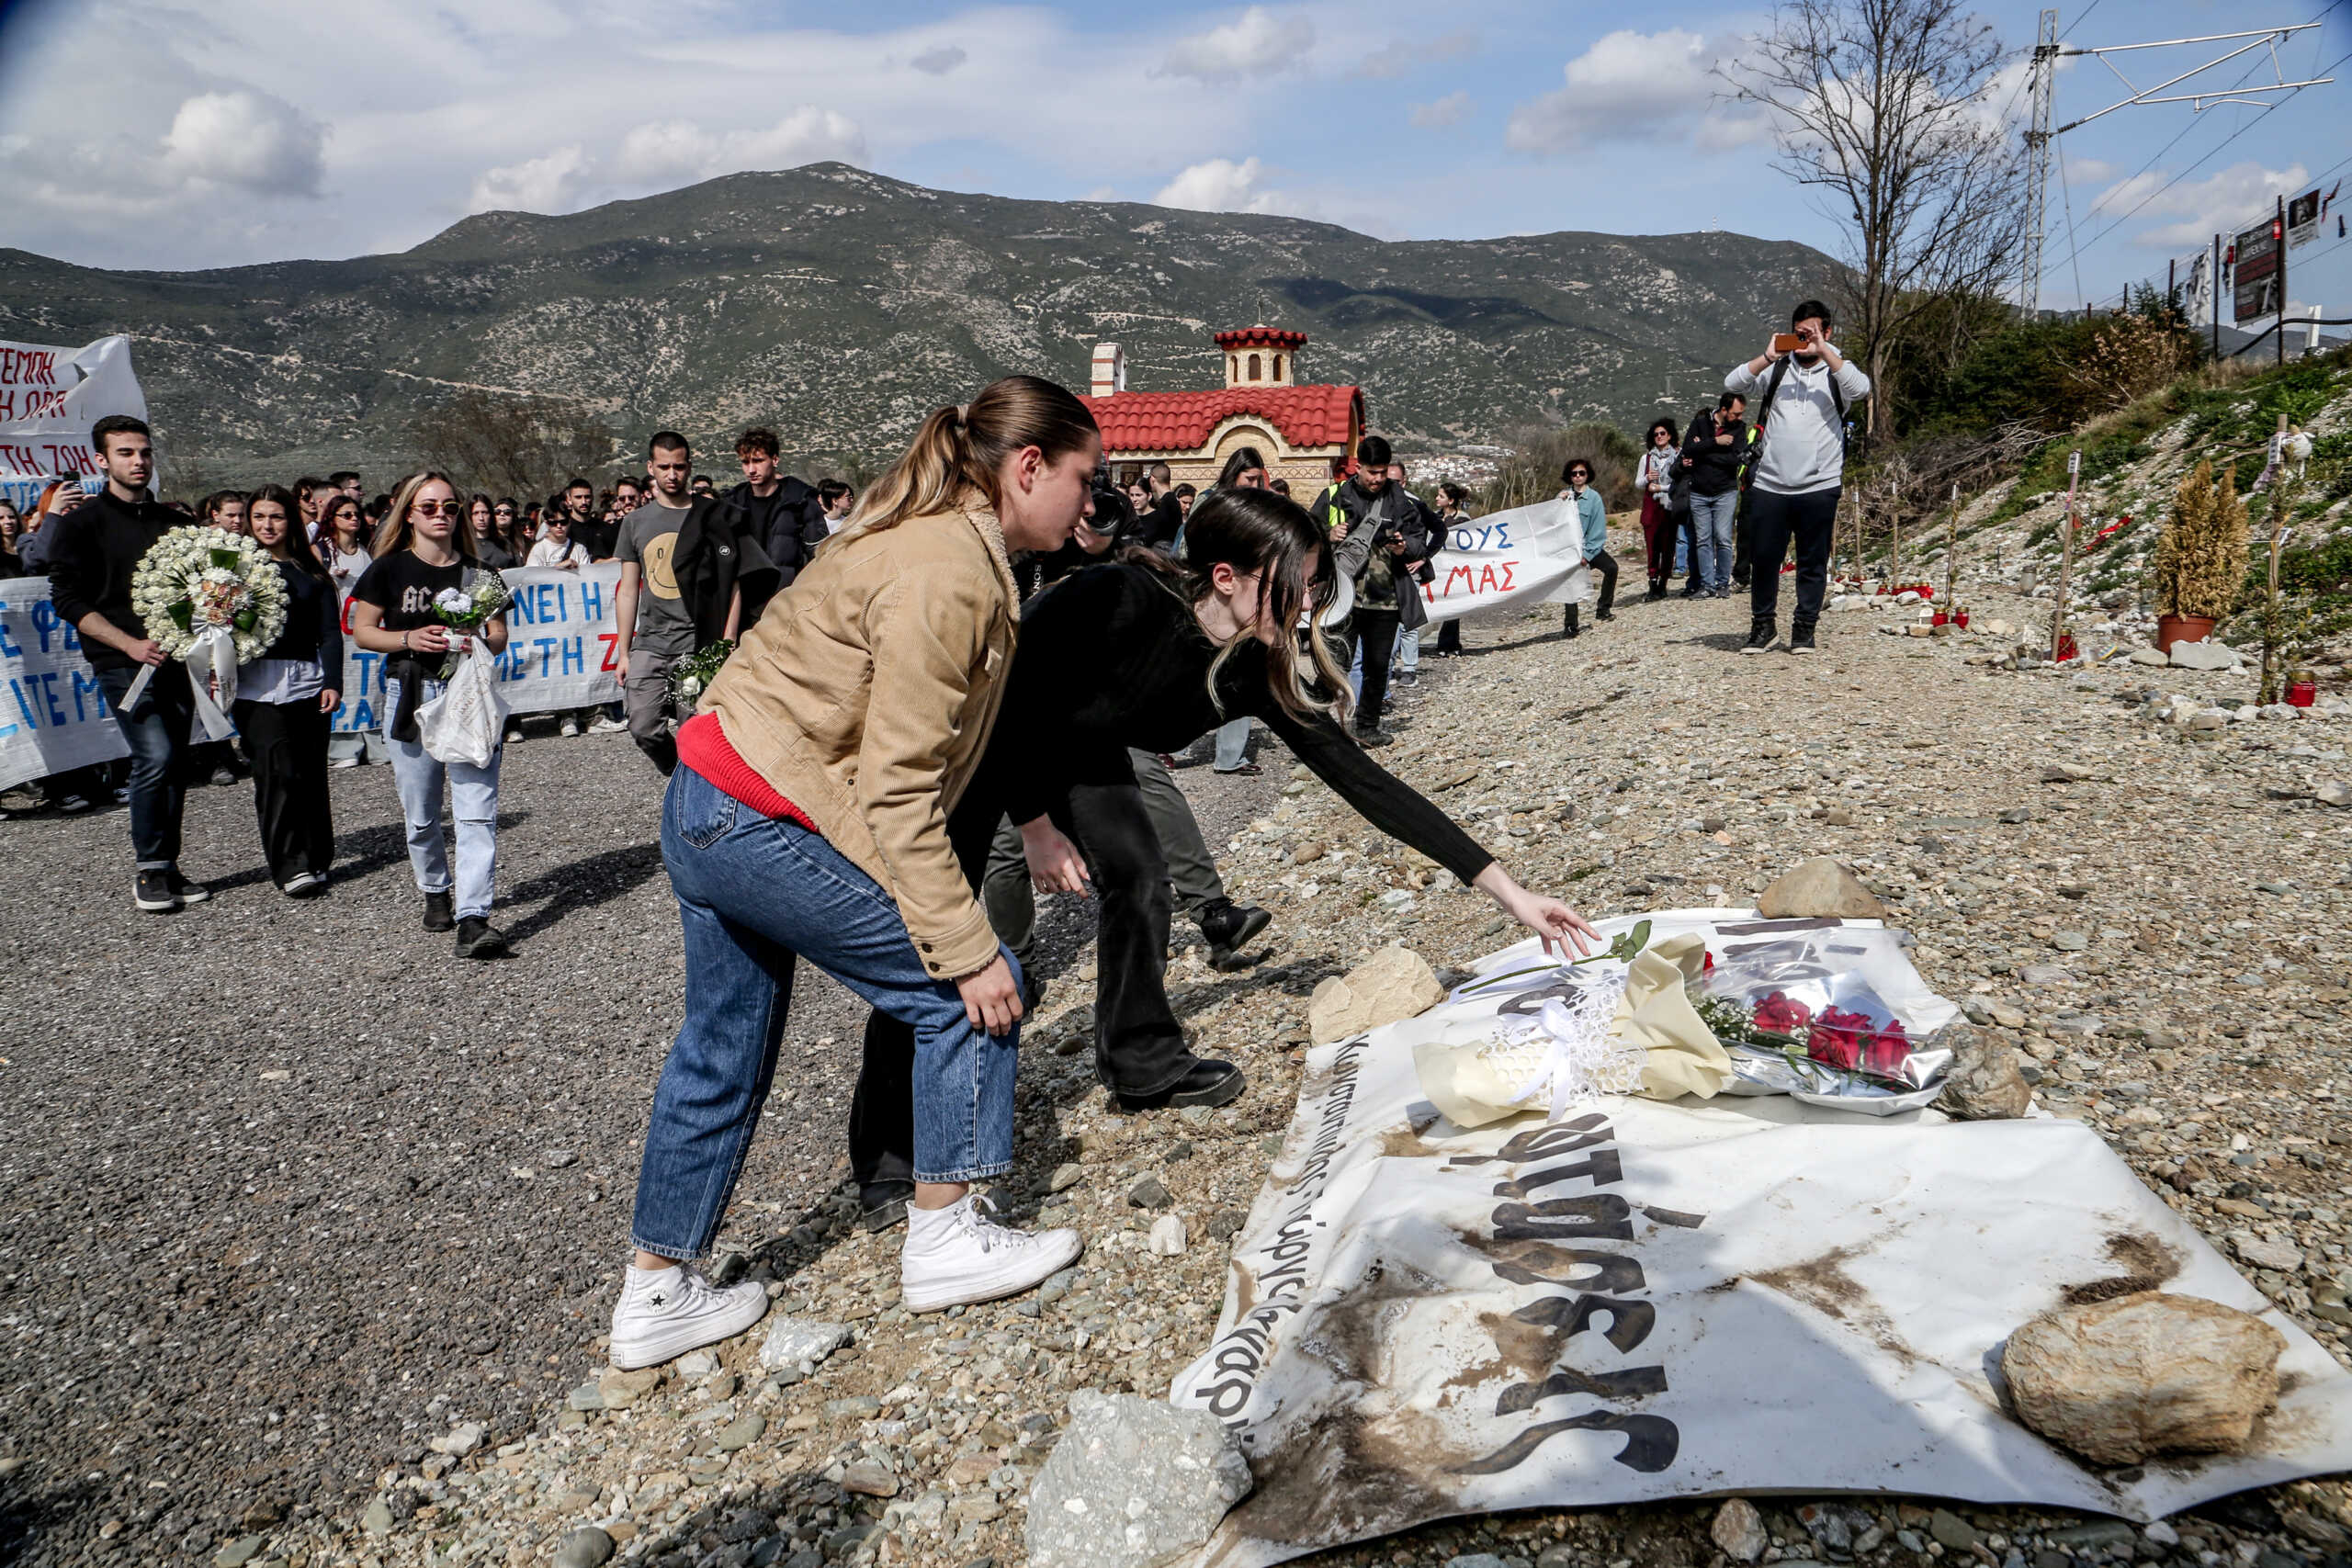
[1022,818,1091,897]
[1473,863,1598,958]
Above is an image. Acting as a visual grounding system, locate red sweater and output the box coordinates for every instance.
[676,711,818,832]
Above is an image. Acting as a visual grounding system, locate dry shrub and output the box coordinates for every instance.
[2152,457,2250,619]
[2063,314,2199,417]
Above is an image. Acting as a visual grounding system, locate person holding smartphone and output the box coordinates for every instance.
[1724,299,1871,655]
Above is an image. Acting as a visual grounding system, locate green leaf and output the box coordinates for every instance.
[166,599,193,630]
[209,547,240,570]
[233,609,257,632]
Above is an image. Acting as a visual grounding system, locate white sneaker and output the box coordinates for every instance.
[330,756,361,771]
[607,1263,770,1371]
[590,715,628,734]
[560,718,581,738]
[899,1195,1082,1314]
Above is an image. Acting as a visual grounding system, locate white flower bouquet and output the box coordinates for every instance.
[130,525,288,661]
[668,638,735,715]
[428,570,511,677]
[125,526,290,739]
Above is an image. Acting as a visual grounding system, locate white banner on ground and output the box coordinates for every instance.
[332,563,624,734]
[0,336,149,511]
[1172,910,2352,1568]
[1419,497,1591,619]
[0,579,131,790]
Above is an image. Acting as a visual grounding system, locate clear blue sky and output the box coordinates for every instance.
[1,0,2346,323]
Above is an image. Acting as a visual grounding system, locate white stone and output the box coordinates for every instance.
[1148,1215,1188,1256]
[758,1317,853,1373]
[2166,639,2242,671]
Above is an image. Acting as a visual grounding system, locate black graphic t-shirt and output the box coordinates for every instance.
[351,551,468,635]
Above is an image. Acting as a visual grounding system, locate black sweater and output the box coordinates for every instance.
[251,559,345,680]
[44,489,178,672]
[987,562,1494,884]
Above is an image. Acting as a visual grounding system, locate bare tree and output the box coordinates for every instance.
[410,391,615,502]
[1722,0,2028,438]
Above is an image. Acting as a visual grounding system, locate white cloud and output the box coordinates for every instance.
[2093,160,2310,249]
[1411,91,1471,129]
[1357,29,1478,81]
[1161,6,1312,82]
[1154,156,1283,213]
[611,108,867,186]
[160,90,325,197]
[1507,29,1731,152]
[910,45,966,74]
[469,144,592,214]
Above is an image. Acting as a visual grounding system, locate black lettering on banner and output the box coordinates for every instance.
[1511,1292,1656,1353]
[1462,1113,1683,1476]
[1496,1362,1669,1414]
[1494,1194,1634,1243]
[1451,1412,1681,1476]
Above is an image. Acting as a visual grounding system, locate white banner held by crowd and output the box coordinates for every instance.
[1418,496,1591,619]
[0,336,149,512]
[1172,910,2352,1568]
[0,579,131,791]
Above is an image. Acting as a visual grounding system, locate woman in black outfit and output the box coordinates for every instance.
[846,488,1598,1214]
[234,484,342,895]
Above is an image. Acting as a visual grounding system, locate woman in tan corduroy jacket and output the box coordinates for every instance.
[608,378,1103,1368]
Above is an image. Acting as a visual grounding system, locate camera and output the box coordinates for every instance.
[1088,466,1135,542]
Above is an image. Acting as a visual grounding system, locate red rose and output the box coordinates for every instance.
[1808,1006,1876,1072]
[1862,1018,1911,1077]
[1752,990,1813,1035]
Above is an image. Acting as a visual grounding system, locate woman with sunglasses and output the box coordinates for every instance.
[346,473,513,957]
[1636,418,1681,602]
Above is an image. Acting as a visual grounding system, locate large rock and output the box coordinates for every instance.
[1756,857,1888,920]
[1027,1391,1252,1568]
[1308,946,1443,1045]
[1711,1498,1768,1563]
[1935,1024,2031,1120]
[2166,639,2241,671]
[2002,1292,2285,1464]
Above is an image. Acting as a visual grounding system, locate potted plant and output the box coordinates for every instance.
[2288,668,2318,707]
[2151,457,2249,652]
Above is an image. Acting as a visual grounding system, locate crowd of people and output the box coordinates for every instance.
[13,293,1863,1353]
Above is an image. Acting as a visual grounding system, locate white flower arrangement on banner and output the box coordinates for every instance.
[130,525,287,660]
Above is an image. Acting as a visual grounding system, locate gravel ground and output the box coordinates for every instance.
[0,716,1277,1565]
[10,530,2352,1568]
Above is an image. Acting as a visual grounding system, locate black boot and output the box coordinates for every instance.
[1116,1057,1246,1112]
[1741,615,1775,655]
[1789,620,1817,655]
[423,890,456,931]
[1197,898,1272,971]
[859,1179,915,1233]
[1563,604,1580,638]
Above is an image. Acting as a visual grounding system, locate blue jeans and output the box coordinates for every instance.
[1212,716,1251,771]
[1690,490,1739,592]
[383,677,503,919]
[634,765,1020,1258]
[99,663,194,871]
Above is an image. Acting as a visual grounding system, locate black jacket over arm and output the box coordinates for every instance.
[974,560,1493,883]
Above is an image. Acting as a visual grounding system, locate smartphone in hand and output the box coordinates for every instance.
[1771,333,1805,355]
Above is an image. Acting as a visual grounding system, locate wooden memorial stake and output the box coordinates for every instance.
[1943,481,1961,605]
[2051,449,2081,661]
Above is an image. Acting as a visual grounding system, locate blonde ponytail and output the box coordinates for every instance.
[838,376,1097,540]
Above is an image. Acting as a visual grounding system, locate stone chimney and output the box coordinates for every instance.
[1213,325,1308,389]
[1091,343,1125,399]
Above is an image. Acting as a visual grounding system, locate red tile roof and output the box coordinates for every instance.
[1081,384,1363,456]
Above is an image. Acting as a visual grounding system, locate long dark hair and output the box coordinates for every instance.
[250,483,328,580]
[1130,486,1351,725]
[1215,446,1269,491]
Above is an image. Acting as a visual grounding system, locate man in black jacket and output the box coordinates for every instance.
[721,427,828,595]
[45,415,211,912]
[1679,391,1747,598]
[1310,435,1431,744]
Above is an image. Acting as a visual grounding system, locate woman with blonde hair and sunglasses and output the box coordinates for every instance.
[346,471,512,957]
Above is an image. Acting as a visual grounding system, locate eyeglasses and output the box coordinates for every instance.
[494,507,514,516]
[411,500,458,517]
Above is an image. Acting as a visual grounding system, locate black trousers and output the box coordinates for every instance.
[1566,548,1619,631]
[1746,486,1840,626]
[1433,619,1462,654]
[849,759,1197,1197]
[1732,495,1752,586]
[1350,608,1400,732]
[232,697,334,886]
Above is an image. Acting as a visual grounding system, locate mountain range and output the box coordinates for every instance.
[0,163,1836,486]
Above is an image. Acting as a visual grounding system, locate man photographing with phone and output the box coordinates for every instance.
[1724,299,1870,656]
